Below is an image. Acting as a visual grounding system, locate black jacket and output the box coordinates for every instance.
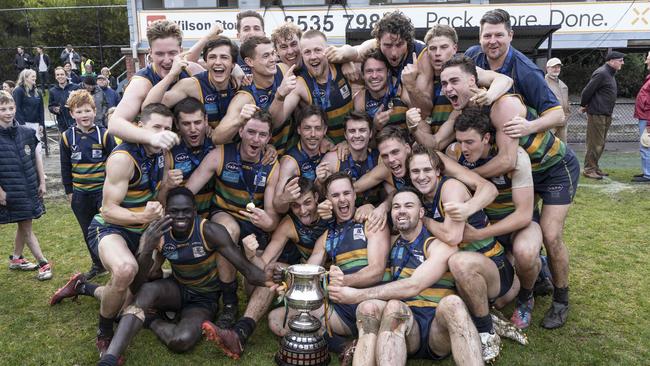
[0,121,45,224]
[14,52,32,71]
[49,82,80,132]
[580,64,618,116]
[12,86,44,125]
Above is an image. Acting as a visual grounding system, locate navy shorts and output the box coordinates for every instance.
[331,302,358,335]
[533,148,580,205]
[490,254,515,299]
[87,217,142,261]
[410,306,448,360]
[209,209,270,249]
[178,281,220,314]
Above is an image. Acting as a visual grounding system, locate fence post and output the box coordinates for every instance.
[96,8,104,66]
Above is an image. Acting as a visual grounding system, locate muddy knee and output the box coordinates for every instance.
[356,301,382,335]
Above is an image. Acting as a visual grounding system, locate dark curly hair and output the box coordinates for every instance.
[371,11,415,49]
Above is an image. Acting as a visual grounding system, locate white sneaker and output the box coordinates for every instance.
[9,257,38,271]
[479,331,501,363]
[37,263,53,281]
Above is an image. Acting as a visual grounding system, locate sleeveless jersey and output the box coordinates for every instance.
[389,173,411,190]
[429,79,453,133]
[425,176,503,257]
[364,89,407,130]
[130,64,191,90]
[237,55,252,76]
[192,71,235,128]
[169,138,215,217]
[213,142,278,221]
[387,41,427,81]
[300,64,353,144]
[95,142,165,232]
[284,142,323,181]
[336,149,382,206]
[450,143,515,223]
[238,65,291,154]
[61,125,115,193]
[159,216,220,294]
[287,213,330,260]
[389,227,455,308]
[325,220,370,275]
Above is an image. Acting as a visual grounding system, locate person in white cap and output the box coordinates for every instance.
[545,58,570,142]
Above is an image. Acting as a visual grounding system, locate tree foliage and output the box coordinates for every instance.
[0,0,128,82]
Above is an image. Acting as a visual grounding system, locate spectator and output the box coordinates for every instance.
[100,67,118,90]
[34,46,51,91]
[49,66,80,132]
[63,62,81,84]
[0,90,52,281]
[633,50,650,183]
[80,54,95,76]
[14,46,32,73]
[13,69,44,140]
[60,44,80,71]
[545,57,571,142]
[82,76,108,127]
[580,51,625,179]
[3,81,15,94]
[97,75,120,108]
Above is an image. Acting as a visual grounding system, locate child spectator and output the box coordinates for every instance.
[60,89,117,279]
[0,91,52,280]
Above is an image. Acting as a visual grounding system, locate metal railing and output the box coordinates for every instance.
[566,102,639,143]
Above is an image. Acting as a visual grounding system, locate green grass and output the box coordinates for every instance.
[1,151,649,365]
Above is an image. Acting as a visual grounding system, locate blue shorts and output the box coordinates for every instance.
[331,302,358,335]
[410,306,448,360]
[87,217,142,261]
[178,281,220,314]
[533,148,580,205]
[490,254,515,299]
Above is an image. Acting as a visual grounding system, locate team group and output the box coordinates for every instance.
[39,7,580,366]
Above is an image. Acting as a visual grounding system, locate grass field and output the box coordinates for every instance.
[1,150,649,365]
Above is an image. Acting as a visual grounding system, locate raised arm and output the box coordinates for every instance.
[409,107,458,151]
[159,78,198,108]
[260,217,296,264]
[272,157,299,214]
[142,54,189,107]
[475,67,513,105]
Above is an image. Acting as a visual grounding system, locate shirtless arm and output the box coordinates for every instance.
[159,78,200,108]
[307,233,328,267]
[204,220,267,286]
[325,39,376,64]
[423,179,471,246]
[100,153,163,226]
[269,81,304,124]
[475,67,513,105]
[437,152,498,219]
[185,147,221,194]
[472,96,524,178]
[273,157,300,214]
[341,223,390,288]
[409,108,458,151]
[353,162,390,194]
[260,217,296,264]
[142,54,189,108]
[211,93,253,145]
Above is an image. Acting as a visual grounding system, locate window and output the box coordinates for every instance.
[142,0,236,9]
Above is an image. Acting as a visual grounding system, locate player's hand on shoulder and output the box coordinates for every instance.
[261,144,278,165]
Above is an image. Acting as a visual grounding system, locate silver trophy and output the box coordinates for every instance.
[275,264,330,366]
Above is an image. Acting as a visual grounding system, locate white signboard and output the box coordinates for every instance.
[138,1,650,43]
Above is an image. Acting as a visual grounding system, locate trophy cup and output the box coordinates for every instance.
[275,264,331,366]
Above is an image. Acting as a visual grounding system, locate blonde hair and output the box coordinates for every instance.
[0,90,15,105]
[424,24,458,45]
[16,69,37,91]
[147,19,183,46]
[67,89,96,111]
